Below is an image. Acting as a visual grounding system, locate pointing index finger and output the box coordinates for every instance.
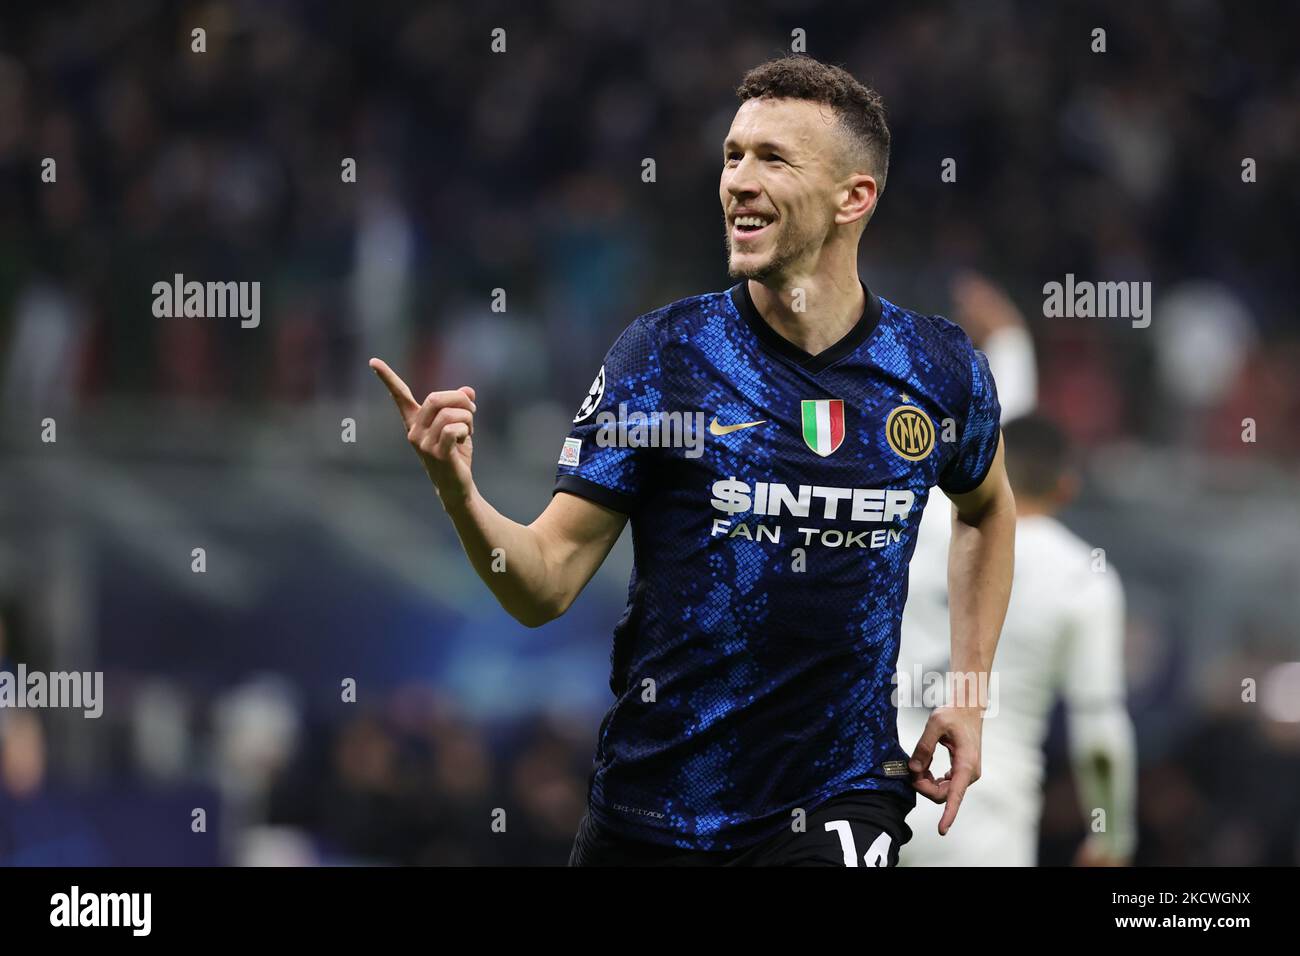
[369,358,419,422]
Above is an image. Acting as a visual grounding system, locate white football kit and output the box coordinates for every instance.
[896,324,1136,865]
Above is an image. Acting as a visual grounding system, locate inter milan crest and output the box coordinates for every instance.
[800,398,845,456]
[573,365,605,423]
[885,404,935,461]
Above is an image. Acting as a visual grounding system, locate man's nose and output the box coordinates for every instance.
[725,160,760,198]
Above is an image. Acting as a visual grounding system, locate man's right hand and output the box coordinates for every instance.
[369,357,477,509]
[908,704,984,836]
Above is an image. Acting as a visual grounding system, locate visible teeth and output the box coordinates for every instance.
[734,216,770,228]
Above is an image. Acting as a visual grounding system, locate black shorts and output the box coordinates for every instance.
[569,790,915,867]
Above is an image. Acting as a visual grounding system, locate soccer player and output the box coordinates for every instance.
[898,415,1137,866]
[370,55,1016,866]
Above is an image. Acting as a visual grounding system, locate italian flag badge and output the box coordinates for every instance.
[801,399,846,456]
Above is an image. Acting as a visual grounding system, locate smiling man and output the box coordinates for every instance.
[371,55,1016,866]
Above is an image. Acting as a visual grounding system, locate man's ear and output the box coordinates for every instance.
[836,173,878,226]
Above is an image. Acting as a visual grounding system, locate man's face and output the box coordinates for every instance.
[720,96,848,281]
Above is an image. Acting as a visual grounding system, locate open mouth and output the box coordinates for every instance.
[731,214,775,241]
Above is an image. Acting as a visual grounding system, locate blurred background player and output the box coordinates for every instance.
[898,411,1137,866]
[895,272,1034,860]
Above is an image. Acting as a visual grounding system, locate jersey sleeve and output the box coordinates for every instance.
[938,345,1003,495]
[553,317,664,515]
[1061,567,1128,709]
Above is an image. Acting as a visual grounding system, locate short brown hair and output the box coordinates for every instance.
[1004,414,1071,498]
[736,55,890,190]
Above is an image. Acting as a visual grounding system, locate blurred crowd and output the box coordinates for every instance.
[1,1,1298,457]
[2,0,1299,865]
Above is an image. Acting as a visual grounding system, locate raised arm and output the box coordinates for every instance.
[370,358,627,628]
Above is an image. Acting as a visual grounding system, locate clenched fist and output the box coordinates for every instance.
[370,357,477,508]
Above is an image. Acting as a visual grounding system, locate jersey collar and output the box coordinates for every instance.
[729,278,883,374]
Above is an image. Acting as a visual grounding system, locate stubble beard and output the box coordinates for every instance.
[724,218,809,282]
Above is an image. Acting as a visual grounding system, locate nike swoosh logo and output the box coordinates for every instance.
[709,416,767,436]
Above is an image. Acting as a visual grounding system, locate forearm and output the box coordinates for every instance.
[367,360,618,627]
[946,499,1015,692]
[911,488,1012,829]
[441,485,567,627]
[1070,705,1139,858]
